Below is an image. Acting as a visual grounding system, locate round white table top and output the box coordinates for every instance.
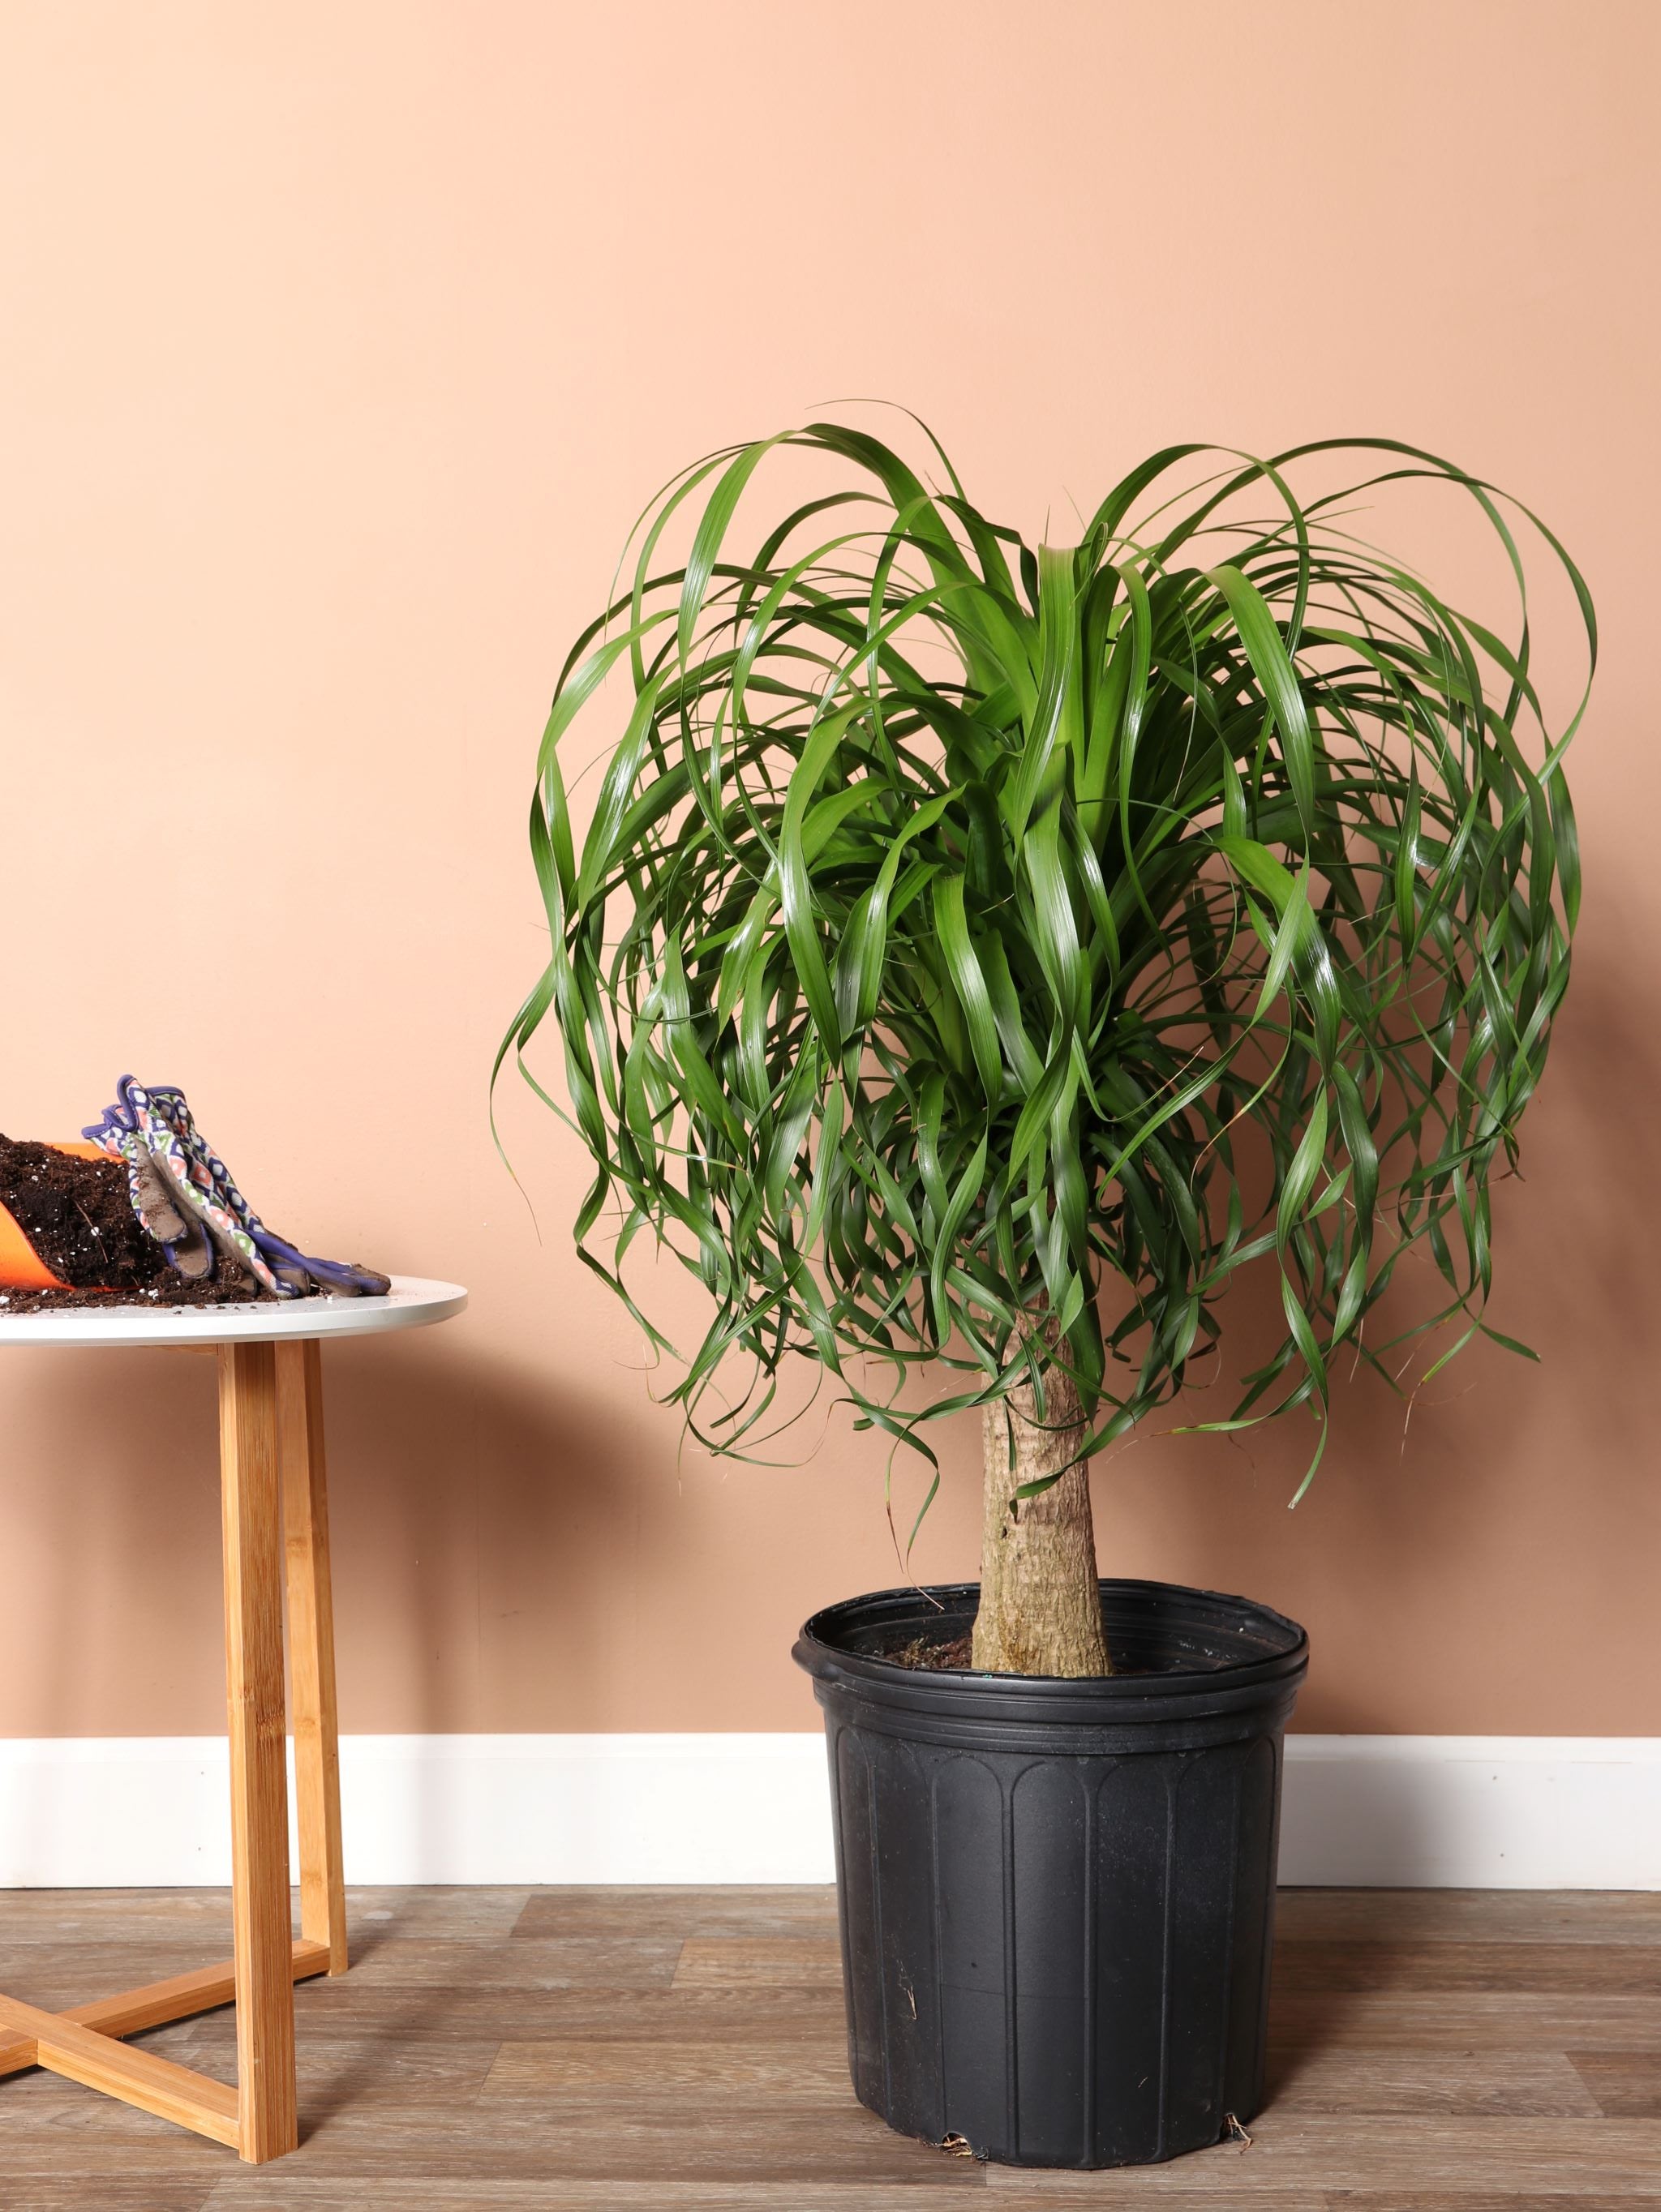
[0,1273,467,1349]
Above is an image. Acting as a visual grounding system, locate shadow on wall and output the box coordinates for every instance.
[318,1330,659,1736]
[1095,941,1661,1737]
[0,1328,663,1743]
[1514,946,1661,1419]
[0,949,1655,1747]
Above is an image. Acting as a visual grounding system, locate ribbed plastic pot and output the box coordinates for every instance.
[792,1578,1308,2168]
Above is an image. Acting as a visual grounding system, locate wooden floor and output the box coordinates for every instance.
[0,1885,1655,2209]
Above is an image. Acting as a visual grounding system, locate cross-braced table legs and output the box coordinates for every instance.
[0,1335,349,2164]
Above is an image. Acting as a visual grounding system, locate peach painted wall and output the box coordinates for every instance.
[1,2,1656,1740]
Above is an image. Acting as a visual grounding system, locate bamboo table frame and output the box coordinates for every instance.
[0,1277,466,2163]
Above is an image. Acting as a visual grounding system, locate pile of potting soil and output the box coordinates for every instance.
[0,1134,278,1312]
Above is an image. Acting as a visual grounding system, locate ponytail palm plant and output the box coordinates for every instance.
[500,420,1593,1678]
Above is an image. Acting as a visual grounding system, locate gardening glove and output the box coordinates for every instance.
[85,1076,392,1299]
[123,1145,215,1279]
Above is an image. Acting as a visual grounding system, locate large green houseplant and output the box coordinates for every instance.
[501,420,1591,2164]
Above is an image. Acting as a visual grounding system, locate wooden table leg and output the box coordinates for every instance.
[277,1339,349,1974]
[219,1342,299,2164]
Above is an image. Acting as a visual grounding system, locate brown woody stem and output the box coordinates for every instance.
[970,1352,1109,1678]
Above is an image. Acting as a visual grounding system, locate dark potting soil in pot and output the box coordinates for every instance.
[884,1629,1172,1677]
[0,1133,301,1311]
[881,1606,1275,1677]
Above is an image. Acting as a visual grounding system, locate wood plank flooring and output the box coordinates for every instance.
[0,1885,1655,2209]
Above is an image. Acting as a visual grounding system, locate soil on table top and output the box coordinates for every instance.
[0,1134,297,1313]
[0,1259,288,1314]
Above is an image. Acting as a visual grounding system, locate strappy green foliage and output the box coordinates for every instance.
[500,422,1593,1506]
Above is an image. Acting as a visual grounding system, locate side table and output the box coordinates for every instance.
[0,1275,466,2162]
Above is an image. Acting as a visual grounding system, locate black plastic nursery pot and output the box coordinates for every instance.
[792,1578,1308,2168]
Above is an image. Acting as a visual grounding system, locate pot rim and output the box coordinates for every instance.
[794,1576,1309,1724]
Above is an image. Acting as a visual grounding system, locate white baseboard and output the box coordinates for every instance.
[0,1733,1655,1890]
[1276,1735,1661,1888]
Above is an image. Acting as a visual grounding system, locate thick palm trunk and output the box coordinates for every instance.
[971,1359,1109,1677]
